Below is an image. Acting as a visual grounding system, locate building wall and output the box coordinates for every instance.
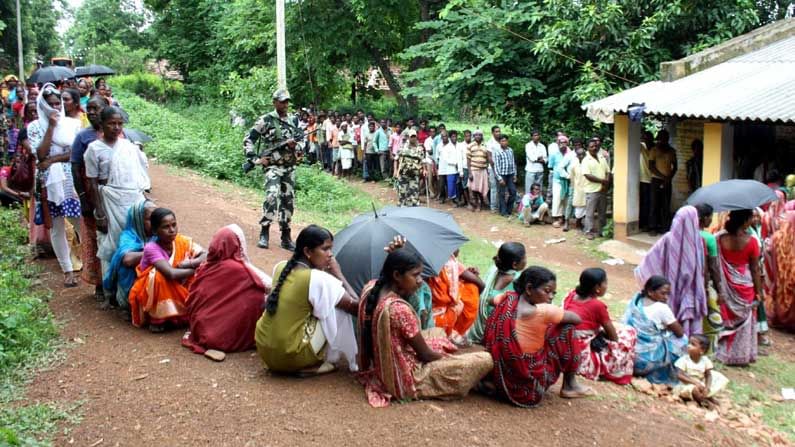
[671,119,705,208]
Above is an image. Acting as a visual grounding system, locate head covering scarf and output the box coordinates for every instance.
[183,224,271,354]
[635,206,707,336]
[103,199,153,308]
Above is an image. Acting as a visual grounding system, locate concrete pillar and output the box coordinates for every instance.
[612,114,641,240]
[702,122,734,186]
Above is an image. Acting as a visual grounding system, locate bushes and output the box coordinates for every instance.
[112,73,185,103]
[0,206,66,446]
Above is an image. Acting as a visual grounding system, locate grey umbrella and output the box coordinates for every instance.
[333,205,469,296]
[124,128,153,144]
[28,66,76,84]
[75,64,116,78]
[686,179,778,211]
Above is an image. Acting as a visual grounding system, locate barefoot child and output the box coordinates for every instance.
[674,334,729,408]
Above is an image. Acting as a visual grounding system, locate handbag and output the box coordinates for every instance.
[8,154,34,192]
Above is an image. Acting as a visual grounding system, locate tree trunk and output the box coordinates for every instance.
[365,43,410,114]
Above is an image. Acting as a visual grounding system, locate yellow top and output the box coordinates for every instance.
[649,146,676,179]
[581,152,611,194]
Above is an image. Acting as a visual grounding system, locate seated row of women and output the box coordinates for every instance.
[102,207,700,408]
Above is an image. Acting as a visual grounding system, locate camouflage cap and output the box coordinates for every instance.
[272,89,291,102]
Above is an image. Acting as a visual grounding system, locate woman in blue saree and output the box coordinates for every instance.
[103,199,157,310]
[624,275,688,384]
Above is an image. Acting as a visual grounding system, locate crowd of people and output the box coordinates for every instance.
[294,111,614,240]
[4,78,795,413]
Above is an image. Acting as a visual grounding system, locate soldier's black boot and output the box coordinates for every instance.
[257,226,270,249]
[280,227,296,251]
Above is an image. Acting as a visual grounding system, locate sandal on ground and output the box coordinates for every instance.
[64,273,78,288]
[560,386,597,399]
[204,349,226,362]
[296,361,337,377]
[758,334,773,346]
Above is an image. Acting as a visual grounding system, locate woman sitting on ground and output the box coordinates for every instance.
[483,266,592,407]
[357,249,493,407]
[254,225,359,375]
[623,275,687,384]
[183,224,272,359]
[428,249,484,343]
[128,208,206,332]
[563,268,636,385]
[103,199,157,312]
[467,241,526,344]
[715,209,762,366]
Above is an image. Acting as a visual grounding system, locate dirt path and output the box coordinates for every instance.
[27,162,755,446]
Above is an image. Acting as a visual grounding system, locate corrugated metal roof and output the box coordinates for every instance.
[583,35,795,124]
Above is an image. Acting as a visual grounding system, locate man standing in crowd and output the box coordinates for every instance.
[648,129,677,235]
[374,119,390,179]
[546,130,563,204]
[524,130,546,196]
[396,130,425,207]
[243,89,303,251]
[549,135,575,228]
[686,138,703,193]
[639,130,653,232]
[493,135,517,217]
[467,129,490,211]
[581,138,611,240]
[486,126,502,213]
[363,120,379,182]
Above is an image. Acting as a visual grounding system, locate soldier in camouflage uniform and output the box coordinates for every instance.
[396,129,424,207]
[243,89,304,250]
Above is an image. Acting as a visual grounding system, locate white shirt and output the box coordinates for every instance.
[525,141,547,173]
[423,137,435,161]
[455,142,468,175]
[642,297,677,330]
[437,142,459,175]
[486,137,501,154]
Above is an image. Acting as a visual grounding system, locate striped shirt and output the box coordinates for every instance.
[467,142,489,170]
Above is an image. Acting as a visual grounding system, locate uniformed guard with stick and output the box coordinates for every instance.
[243,89,304,250]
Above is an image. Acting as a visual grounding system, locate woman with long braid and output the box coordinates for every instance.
[357,249,493,407]
[254,225,359,375]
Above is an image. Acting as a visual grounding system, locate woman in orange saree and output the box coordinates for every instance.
[129,208,205,331]
[428,250,484,341]
[768,211,795,331]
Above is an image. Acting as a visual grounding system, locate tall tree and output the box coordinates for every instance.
[0,0,63,72]
[65,0,151,62]
[402,0,763,132]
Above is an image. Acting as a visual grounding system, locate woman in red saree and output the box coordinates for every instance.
[428,250,484,340]
[183,224,271,355]
[483,266,590,407]
[129,208,205,331]
[357,249,492,407]
[716,210,762,366]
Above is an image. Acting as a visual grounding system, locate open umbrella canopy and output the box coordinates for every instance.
[75,65,116,78]
[333,206,469,296]
[28,66,75,84]
[123,128,153,144]
[686,179,778,211]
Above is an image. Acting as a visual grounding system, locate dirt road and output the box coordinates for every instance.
[26,162,753,446]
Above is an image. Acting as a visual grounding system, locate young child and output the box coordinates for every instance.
[519,183,549,225]
[674,334,729,408]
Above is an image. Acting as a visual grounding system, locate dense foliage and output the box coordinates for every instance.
[0,0,62,73]
[401,0,764,134]
[64,0,152,66]
[0,207,66,446]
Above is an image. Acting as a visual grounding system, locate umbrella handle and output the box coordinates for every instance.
[372,202,378,218]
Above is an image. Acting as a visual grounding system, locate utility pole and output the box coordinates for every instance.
[275,0,286,90]
[16,0,24,83]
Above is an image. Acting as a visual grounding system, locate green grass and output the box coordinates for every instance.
[0,207,78,445]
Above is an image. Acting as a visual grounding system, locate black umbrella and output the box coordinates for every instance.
[75,64,116,78]
[124,128,153,144]
[28,66,76,84]
[686,179,778,211]
[333,205,469,296]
